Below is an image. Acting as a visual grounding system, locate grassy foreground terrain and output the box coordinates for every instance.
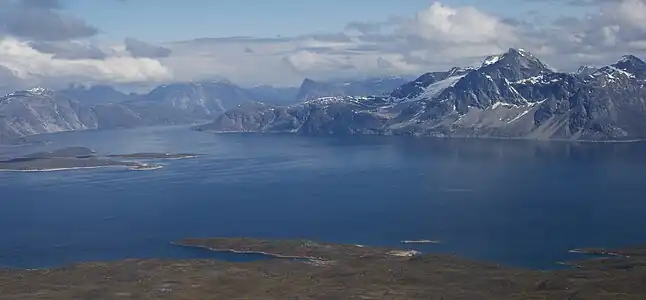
[1,238,645,299]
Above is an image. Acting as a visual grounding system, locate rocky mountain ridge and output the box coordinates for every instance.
[197,48,646,141]
[0,77,411,144]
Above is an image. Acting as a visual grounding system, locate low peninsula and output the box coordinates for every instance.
[1,237,645,299]
[0,147,200,172]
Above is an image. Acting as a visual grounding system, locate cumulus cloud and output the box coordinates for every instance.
[400,2,517,44]
[159,1,522,85]
[0,0,174,89]
[162,0,645,85]
[0,38,172,86]
[603,0,646,30]
[528,0,646,66]
[3,0,646,89]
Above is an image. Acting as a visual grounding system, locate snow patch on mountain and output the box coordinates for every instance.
[482,55,502,67]
[417,74,466,100]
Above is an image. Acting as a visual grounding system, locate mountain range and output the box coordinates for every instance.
[0,77,407,144]
[196,48,646,141]
[3,49,646,143]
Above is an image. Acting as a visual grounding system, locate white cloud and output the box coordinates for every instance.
[284,50,348,72]
[158,1,521,86]
[0,37,172,86]
[605,0,646,30]
[402,2,517,44]
[3,0,646,89]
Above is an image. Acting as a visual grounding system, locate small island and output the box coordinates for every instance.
[401,239,441,244]
[0,147,200,172]
[129,164,164,171]
[107,153,200,160]
[1,238,645,299]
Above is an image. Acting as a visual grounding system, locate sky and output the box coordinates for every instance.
[65,0,588,42]
[1,0,646,91]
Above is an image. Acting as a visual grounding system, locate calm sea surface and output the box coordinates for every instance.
[1,126,646,269]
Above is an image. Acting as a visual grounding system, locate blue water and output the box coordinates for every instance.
[1,126,646,270]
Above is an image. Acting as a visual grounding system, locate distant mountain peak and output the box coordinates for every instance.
[27,87,49,95]
[501,48,543,64]
[507,47,531,56]
[4,87,53,99]
[600,54,646,79]
[299,78,319,88]
[480,48,553,72]
[618,55,645,65]
[614,55,646,72]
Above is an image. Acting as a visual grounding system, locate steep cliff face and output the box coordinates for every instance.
[0,88,96,143]
[0,80,289,143]
[142,81,257,119]
[198,49,646,141]
[0,85,219,143]
[295,77,411,102]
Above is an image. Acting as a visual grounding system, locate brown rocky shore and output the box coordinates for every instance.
[1,237,645,299]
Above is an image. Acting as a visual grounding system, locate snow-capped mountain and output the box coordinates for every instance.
[197,48,646,141]
[590,55,646,83]
[3,48,646,143]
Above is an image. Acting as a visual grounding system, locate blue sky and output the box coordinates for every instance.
[65,0,587,42]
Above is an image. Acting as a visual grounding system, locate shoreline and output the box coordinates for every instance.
[3,238,646,299]
[0,165,126,173]
[0,241,638,272]
[0,164,164,173]
[194,129,646,144]
[569,248,626,257]
[401,240,441,244]
[129,165,164,171]
[170,242,323,261]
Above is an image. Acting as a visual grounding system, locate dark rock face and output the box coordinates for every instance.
[199,49,646,141]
